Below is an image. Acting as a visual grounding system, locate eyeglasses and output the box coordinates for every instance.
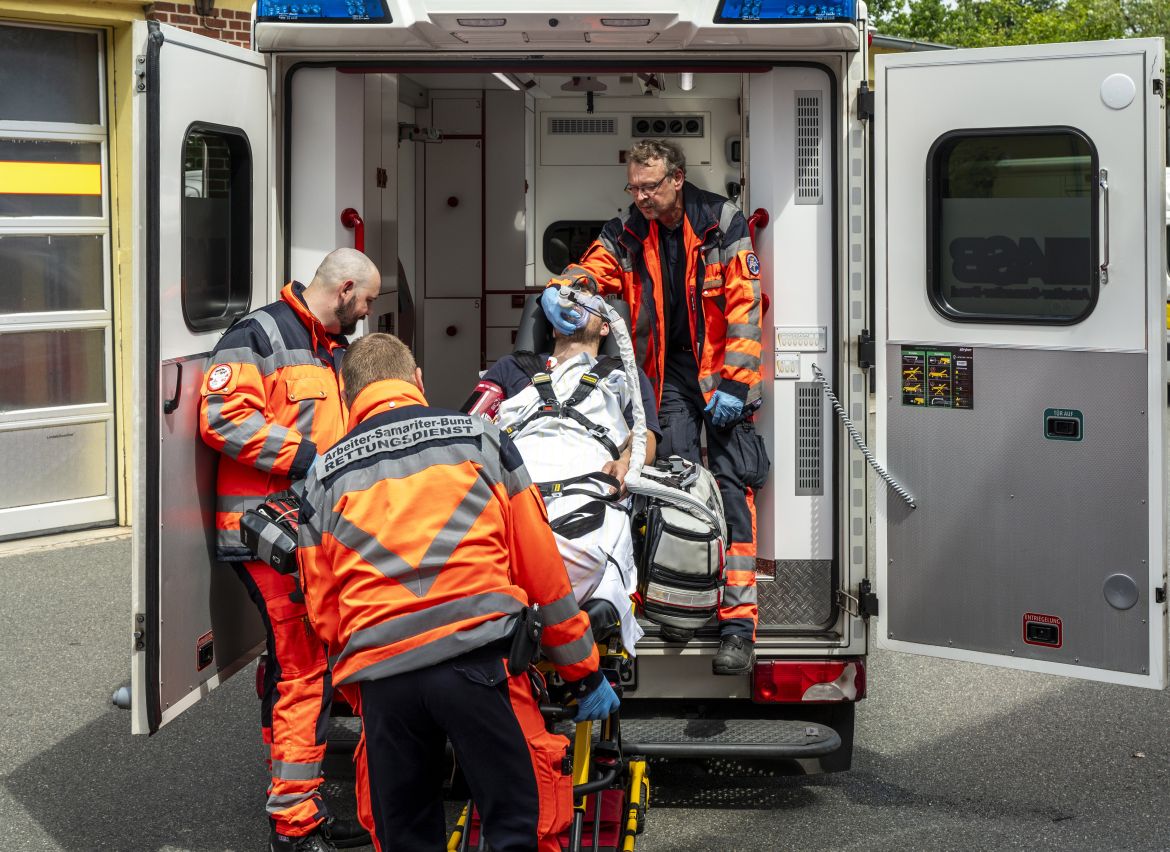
[624,173,671,196]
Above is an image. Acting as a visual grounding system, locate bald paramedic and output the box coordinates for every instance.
[199,248,380,852]
[297,333,619,852]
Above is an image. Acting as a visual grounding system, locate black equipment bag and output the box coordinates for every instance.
[634,456,728,632]
[238,488,302,574]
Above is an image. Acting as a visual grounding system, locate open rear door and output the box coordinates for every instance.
[875,40,1167,688]
[130,21,270,733]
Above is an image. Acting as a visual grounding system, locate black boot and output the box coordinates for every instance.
[712,634,755,675]
[269,827,338,852]
[319,817,371,849]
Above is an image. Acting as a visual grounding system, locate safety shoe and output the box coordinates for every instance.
[320,816,371,849]
[658,625,694,643]
[712,635,755,675]
[268,827,338,852]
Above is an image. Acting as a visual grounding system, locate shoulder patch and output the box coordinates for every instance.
[207,364,233,392]
[745,252,761,277]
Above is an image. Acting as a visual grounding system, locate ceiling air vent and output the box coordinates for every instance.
[548,117,617,135]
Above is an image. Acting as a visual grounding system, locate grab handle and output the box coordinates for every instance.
[163,362,183,414]
[340,207,365,252]
[1098,168,1109,286]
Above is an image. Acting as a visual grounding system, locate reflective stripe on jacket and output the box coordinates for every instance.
[570,182,763,406]
[198,282,348,560]
[297,379,600,687]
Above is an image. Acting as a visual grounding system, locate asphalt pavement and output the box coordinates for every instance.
[3,533,1170,851]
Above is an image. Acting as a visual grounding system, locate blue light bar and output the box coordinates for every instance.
[714,0,856,23]
[257,0,391,23]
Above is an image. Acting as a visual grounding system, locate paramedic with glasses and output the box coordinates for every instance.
[470,278,661,654]
[539,139,770,675]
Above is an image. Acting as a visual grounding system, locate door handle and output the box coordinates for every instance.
[163,362,183,414]
[1098,168,1109,286]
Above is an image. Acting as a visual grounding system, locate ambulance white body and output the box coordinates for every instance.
[129,0,1168,772]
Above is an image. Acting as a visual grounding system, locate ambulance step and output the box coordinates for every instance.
[621,717,840,759]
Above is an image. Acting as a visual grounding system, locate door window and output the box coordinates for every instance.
[180,127,252,331]
[928,129,1097,324]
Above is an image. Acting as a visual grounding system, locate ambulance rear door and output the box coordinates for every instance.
[875,39,1168,688]
[130,21,271,734]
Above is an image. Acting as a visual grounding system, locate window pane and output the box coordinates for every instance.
[932,131,1096,323]
[0,328,106,411]
[0,24,101,125]
[542,220,606,274]
[0,138,103,217]
[0,234,104,313]
[182,129,252,331]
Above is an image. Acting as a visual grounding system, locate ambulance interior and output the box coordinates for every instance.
[282,60,847,645]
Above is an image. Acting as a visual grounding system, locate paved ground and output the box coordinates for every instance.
[4,533,1170,851]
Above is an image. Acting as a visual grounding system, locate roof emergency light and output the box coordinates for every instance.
[256,0,391,22]
[715,0,857,23]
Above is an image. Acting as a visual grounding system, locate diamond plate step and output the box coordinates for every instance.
[621,716,840,759]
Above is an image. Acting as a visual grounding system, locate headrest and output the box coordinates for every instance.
[513,294,632,359]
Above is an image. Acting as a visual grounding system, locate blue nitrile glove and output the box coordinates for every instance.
[541,285,583,335]
[704,389,744,428]
[574,677,620,722]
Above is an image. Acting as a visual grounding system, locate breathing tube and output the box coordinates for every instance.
[557,286,724,532]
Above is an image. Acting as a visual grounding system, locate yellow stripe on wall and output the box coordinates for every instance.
[0,161,102,195]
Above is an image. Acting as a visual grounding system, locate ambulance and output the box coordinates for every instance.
[129,0,1169,775]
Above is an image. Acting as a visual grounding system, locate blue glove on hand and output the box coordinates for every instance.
[574,676,620,722]
[704,389,744,428]
[540,286,584,335]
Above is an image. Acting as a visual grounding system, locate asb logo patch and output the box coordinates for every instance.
[207,365,233,392]
[745,252,761,277]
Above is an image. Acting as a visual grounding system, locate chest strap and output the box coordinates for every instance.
[504,357,625,460]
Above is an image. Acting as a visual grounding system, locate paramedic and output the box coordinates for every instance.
[475,279,661,653]
[297,333,619,852]
[540,138,769,676]
[198,248,380,852]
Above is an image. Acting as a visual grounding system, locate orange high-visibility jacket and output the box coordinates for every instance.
[297,379,601,687]
[562,182,763,406]
[199,282,349,560]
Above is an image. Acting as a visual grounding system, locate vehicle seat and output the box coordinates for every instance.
[514,294,631,359]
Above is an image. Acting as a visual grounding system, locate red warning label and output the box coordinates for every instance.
[1022,613,1062,649]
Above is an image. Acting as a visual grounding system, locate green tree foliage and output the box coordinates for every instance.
[869,0,1169,48]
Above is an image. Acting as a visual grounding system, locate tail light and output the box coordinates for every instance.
[752,658,866,703]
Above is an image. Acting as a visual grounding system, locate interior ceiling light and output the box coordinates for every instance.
[493,72,522,91]
[456,17,506,26]
[679,72,695,91]
[600,17,651,26]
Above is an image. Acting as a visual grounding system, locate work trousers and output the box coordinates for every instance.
[657,381,769,640]
[358,641,572,852]
[234,560,332,837]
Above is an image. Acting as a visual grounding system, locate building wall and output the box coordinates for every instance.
[0,0,255,534]
[144,1,253,50]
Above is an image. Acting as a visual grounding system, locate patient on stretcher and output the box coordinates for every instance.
[466,291,659,654]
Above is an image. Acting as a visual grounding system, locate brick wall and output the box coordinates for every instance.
[144,3,252,50]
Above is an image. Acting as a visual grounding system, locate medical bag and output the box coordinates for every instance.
[633,456,727,632]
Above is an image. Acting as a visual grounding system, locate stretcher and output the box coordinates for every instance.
[447,640,649,852]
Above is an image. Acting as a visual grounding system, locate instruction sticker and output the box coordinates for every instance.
[901,346,974,409]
